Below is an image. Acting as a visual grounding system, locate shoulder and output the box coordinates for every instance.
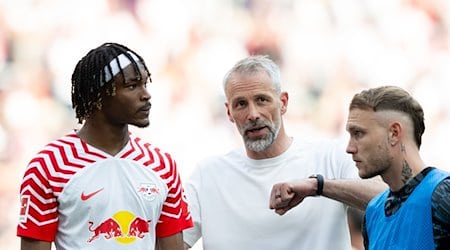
[366,189,389,214]
[129,133,174,158]
[189,148,244,175]
[431,176,450,247]
[432,177,450,205]
[293,136,346,153]
[293,136,352,163]
[29,132,79,160]
[199,148,243,166]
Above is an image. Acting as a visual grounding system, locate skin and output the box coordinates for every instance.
[267,102,387,214]
[224,71,291,160]
[21,62,185,250]
[345,108,426,192]
[21,238,51,250]
[183,69,386,250]
[76,62,152,156]
[223,70,384,213]
[156,233,185,250]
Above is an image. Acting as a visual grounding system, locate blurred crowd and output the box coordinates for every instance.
[1,0,450,249]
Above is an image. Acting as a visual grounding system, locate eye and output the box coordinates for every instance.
[256,96,271,104]
[235,100,247,108]
[352,130,364,138]
[127,84,137,90]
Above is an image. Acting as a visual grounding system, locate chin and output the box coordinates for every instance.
[359,170,375,179]
[133,121,150,128]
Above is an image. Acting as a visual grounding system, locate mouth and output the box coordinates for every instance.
[353,159,362,167]
[245,126,267,137]
[139,103,152,112]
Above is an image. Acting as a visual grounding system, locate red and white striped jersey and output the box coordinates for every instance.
[17,131,193,249]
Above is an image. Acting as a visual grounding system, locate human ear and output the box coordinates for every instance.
[388,122,402,146]
[280,92,289,115]
[225,102,235,123]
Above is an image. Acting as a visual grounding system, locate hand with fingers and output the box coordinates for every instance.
[269,178,318,215]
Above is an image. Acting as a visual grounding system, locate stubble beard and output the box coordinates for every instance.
[243,118,281,152]
[362,143,392,179]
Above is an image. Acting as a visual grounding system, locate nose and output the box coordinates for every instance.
[247,103,260,121]
[346,139,356,155]
[141,87,151,101]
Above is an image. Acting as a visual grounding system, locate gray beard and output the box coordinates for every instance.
[242,115,281,153]
[245,121,280,152]
[245,133,275,152]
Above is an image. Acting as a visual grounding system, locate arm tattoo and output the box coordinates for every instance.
[401,161,412,184]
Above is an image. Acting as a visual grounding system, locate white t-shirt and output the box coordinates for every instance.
[183,137,358,250]
[17,131,192,249]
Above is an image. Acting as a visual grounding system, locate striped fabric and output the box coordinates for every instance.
[17,131,192,249]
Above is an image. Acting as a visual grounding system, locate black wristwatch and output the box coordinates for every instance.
[309,174,324,196]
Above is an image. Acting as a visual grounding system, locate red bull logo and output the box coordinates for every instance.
[87,210,151,244]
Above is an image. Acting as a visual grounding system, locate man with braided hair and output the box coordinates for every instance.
[17,42,193,250]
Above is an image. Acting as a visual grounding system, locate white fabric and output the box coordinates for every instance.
[17,131,192,249]
[102,52,140,84]
[183,137,359,250]
[56,158,167,249]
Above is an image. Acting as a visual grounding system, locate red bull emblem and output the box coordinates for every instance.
[87,211,151,244]
[128,217,151,238]
[87,218,123,242]
[137,183,159,201]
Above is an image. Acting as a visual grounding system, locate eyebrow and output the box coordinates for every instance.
[124,74,148,83]
[346,124,360,132]
[255,93,271,99]
[230,96,245,105]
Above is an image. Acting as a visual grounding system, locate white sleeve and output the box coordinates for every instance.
[183,166,202,247]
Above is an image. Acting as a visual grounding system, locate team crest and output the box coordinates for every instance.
[137,183,159,201]
[19,195,30,223]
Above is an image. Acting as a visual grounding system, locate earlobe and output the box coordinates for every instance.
[280,92,289,115]
[389,122,401,146]
[225,103,234,123]
[227,112,235,123]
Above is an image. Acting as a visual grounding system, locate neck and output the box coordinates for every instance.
[382,143,426,192]
[77,119,130,156]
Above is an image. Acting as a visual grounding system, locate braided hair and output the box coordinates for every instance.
[71,42,151,123]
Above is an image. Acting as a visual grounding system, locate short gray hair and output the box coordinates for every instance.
[222,55,281,94]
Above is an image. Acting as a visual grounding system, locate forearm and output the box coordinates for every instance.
[270,176,387,215]
[21,237,52,250]
[322,177,387,210]
[156,232,184,250]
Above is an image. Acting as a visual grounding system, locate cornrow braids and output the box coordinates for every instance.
[71,42,151,123]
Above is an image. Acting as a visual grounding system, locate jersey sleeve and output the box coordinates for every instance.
[155,153,193,237]
[17,154,59,242]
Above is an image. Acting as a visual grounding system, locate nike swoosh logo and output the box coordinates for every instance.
[81,188,104,201]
